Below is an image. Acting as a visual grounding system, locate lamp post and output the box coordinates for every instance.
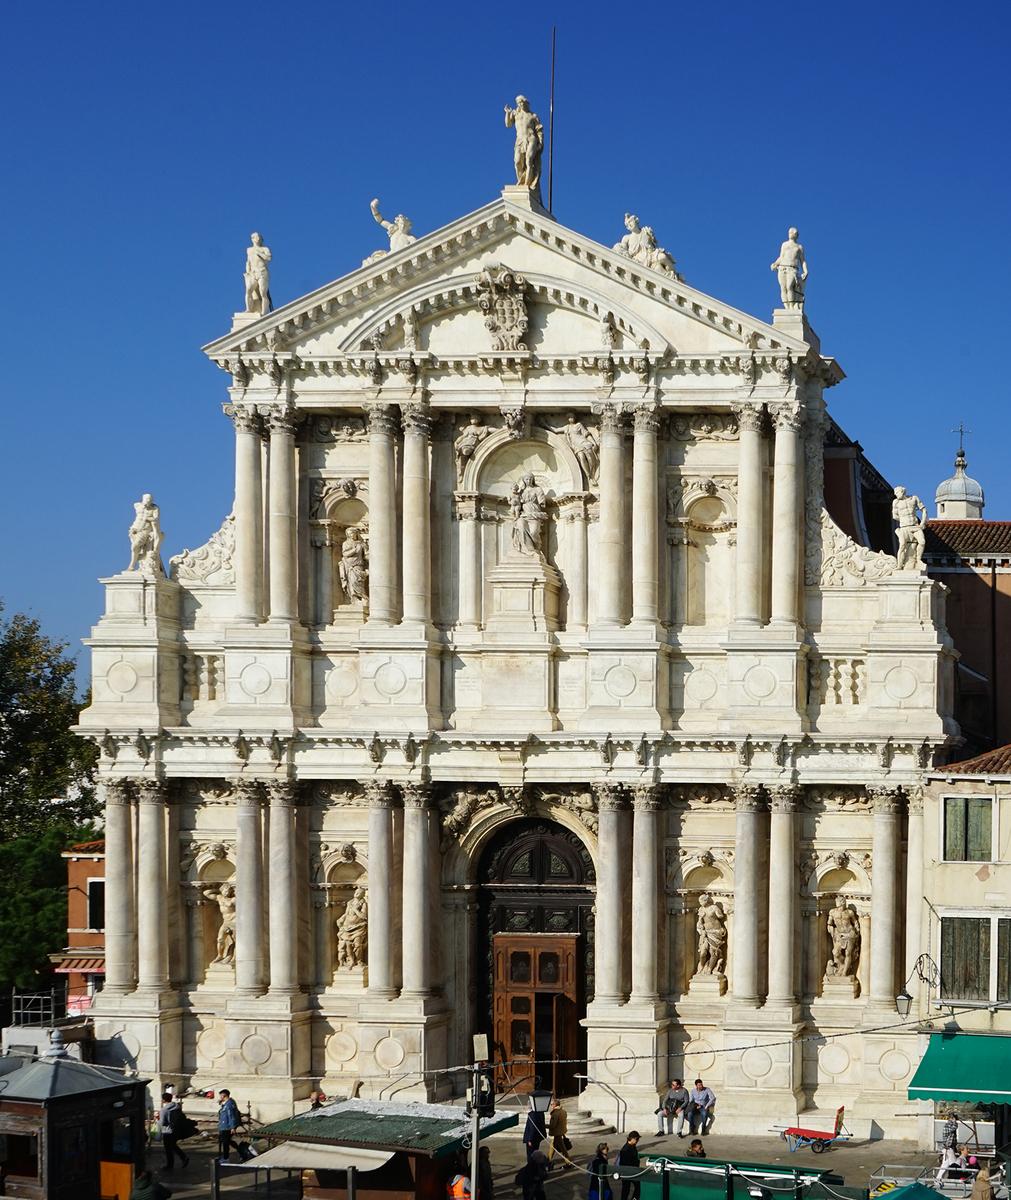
[896,952,941,1016]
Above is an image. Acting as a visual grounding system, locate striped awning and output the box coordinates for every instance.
[54,957,105,974]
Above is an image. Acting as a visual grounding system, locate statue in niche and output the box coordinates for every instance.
[210,883,237,966]
[600,311,618,349]
[243,231,272,315]
[695,893,728,975]
[892,486,927,570]
[770,227,807,309]
[560,413,599,484]
[825,900,861,978]
[454,414,491,481]
[504,95,544,194]
[335,886,369,969]
[127,494,164,576]
[509,473,548,556]
[338,525,369,604]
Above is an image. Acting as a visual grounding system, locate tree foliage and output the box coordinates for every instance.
[0,601,99,838]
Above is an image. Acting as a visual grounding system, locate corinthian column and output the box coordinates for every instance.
[733,403,765,625]
[868,787,902,1006]
[366,780,397,999]
[367,404,399,625]
[455,494,482,628]
[904,788,925,997]
[267,406,299,622]
[770,403,802,626]
[595,405,626,627]
[631,785,662,1001]
[562,496,589,627]
[234,781,266,996]
[228,405,264,623]
[135,781,169,992]
[767,784,800,1005]
[267,781,298,993]
[102,780,136,994]
[402,404,433,628]
[731,784,765,1005]
[401,783,434,997]
[593,784,627,1002]
[631,405,660,627]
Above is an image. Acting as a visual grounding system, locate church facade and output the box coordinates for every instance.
[78,180,959,1135]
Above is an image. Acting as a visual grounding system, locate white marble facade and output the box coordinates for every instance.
[78,187,959,1133]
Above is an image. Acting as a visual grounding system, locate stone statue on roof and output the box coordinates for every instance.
[771,227,807,310]
[243,232,272,315]
[127,494,164,577]
[613,214,679,278]
[504,95,544,197]
[892,485,927,570]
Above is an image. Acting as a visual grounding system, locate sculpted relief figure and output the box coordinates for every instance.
[613,214,679,278]
[243,231,272,315]
[695,893,728,976]
[892,486,927,570]
[510,473,548,557]
[771,227,807,309]
[211,883,237,966]
[335,886,368,969]
[825,901,861,978]
[454,414,491,481]
[127,493,164,576]
[504,95,544,196]
[338,525,369,604]
[560,413,599,484]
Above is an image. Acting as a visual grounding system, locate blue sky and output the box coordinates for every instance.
[3,0,1009,683]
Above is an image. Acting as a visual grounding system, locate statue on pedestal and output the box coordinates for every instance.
[335,886,368,970]
[695,893,728,976]
[210,883,237,966]
[243,232,272,316]
[771,228,807,309]
[613,215,679,278]
[561,413,599,484]
[509,473,548,556]
[454,415,491,481]
[504,96,544,195]
[892,486,927,570]
[825,900,860,978]
[127,494,164,577]
[338,526,369,604]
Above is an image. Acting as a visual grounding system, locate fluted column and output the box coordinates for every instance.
[593,784,627,1002]
[135,781,169,992]
[563,496,589,627]
[767,784,800,1004]
[868,787,902,1006]
[402,404,433,627]
[267,406,299,622]
[731,784,765,1005]
[228,405,264,623]
[904,788,925,998]
[733,403,765,625]
[595,404,626,627]
[234,781,267,996]
[366,780,397,999]
[267,781,298,993]
[631,785,661,1001]
[770,403,802,625]
[455,493,482,628]
[102,780,136,994]
[631,404,660,627]
[367,404,399,625]
[401,783,435,997]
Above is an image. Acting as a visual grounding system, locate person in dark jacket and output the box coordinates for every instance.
[478,1145,494,1200]
[686,1140,706,1158]
[517,1148,549,1200]
[129,1169,172,1200]
[616,1131,641,1200]
[158,1092,190,1170]
[522,1106,547,1161]
[217,1088,242,1162]
[588,1142,612,1200]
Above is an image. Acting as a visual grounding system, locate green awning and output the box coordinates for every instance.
[908,1033,1011,1103]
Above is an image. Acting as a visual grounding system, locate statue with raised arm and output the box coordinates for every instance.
[510,473,548,556]
[892,485,927,570]
[695,893,728,976]
[454,414,491,481]
[371,198,416,253]
[825,901,860,978]
[504,96,544,195]
[771,227,807,309]
[335,886,369,969]
[561,413,599,484]
[338,525,369,604]
[211,883,237,966]
[243,231,272,315]
[127,493,164,577]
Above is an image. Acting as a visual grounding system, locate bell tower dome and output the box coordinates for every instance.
[935,432,984,519]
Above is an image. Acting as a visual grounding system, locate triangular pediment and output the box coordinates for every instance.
[203,194,815,376]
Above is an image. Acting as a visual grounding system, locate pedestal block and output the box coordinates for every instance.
[485,555,561,635]
[688,973,728,998]
[719,1022,805,1129]
[581,638,671,732]
[583,1003,672,1128]
[348,636,444,730]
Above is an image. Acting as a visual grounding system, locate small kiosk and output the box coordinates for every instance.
[0,1031,148,1200]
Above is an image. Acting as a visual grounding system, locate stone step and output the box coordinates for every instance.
[568,1112,616,1136]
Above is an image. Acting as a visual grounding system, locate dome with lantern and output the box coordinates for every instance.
[935,440,984,519]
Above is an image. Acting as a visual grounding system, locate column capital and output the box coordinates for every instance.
[224,403,262,435]
[452,491,481,521]
[771,401,802,433]
[632,402,660,434]
[733,783,766,812]
[265,780,297,807]
[867,786,903,815]
[134,779,166,805]
[401,402,433,439]
[731,401,765,434]
[266,404,298,436]
[234,779,265,807]
[593,402,626,435]
[104,779,134,806]
[905,785,924,815]
[768,783,802,813]
[363,778,397,809]
[367,402,398,437]
[401,782,435,809]
[632,784,663,811]
[594,781,627,811]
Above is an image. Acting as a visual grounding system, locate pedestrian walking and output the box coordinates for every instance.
[522,1105,547,1162]
[217,1088,241,1162]
[516,1148,549,1200]
[616,1131,641,1200]
[548,1098,573,1168]
[686,1080,716,1136]
[158,1091,190,1171]
[588,1142,612,1200]
[656,1079,689,1136]
[942,1111,959,1151]
[478,1144,494,1200]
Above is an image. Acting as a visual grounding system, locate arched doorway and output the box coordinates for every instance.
[476,818,595,1096]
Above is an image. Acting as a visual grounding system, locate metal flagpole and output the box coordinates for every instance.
[548,25,556,213]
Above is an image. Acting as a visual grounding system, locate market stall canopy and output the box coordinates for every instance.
[885,1185,948,1200]
[253,1143,395,1172]
[908,1033,1011,1103]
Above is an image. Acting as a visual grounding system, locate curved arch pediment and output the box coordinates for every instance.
[463,425,584,494]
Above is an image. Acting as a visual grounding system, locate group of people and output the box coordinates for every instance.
[936,1111,998,1200]
[133,1085,246,1196]
[588,1131,706,1200]
[656,1078,716,1138]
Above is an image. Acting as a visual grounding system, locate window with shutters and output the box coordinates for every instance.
[942,795,992,861]
[940,915,1011,1003]
[87,879,105,930]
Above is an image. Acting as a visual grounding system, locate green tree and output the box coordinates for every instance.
[0,601,99,838]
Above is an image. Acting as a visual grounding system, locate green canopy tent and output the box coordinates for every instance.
[884,1185,948,1200]
[908,1033,1011,1104]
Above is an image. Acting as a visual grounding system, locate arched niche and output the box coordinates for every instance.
[673,860,734,996]
[681,492,736,628]
[322,859,368,986]
[195,858,235,983]
[806,861,871,999]
[313,490,369,624]
[465,427,582,496]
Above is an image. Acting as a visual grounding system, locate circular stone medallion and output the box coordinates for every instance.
[239,662,272,698]
[197,1027,226,1063]
[879,1047,912,1082]
[604,665,637,699]
[743,665,777,700]
[685,668,718,703]
[682,1039,716,1073]
[107,661,139,695]
[240,1033,273,1068]
[820,1043,850,1077]
[604,1042,636,1078]
[741,1047,773,1080]
[326,1031,358,1065]
[374,1035,406,1069]
[326,665,358,700]
[374,663,408,697]
[884,665,917,701]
